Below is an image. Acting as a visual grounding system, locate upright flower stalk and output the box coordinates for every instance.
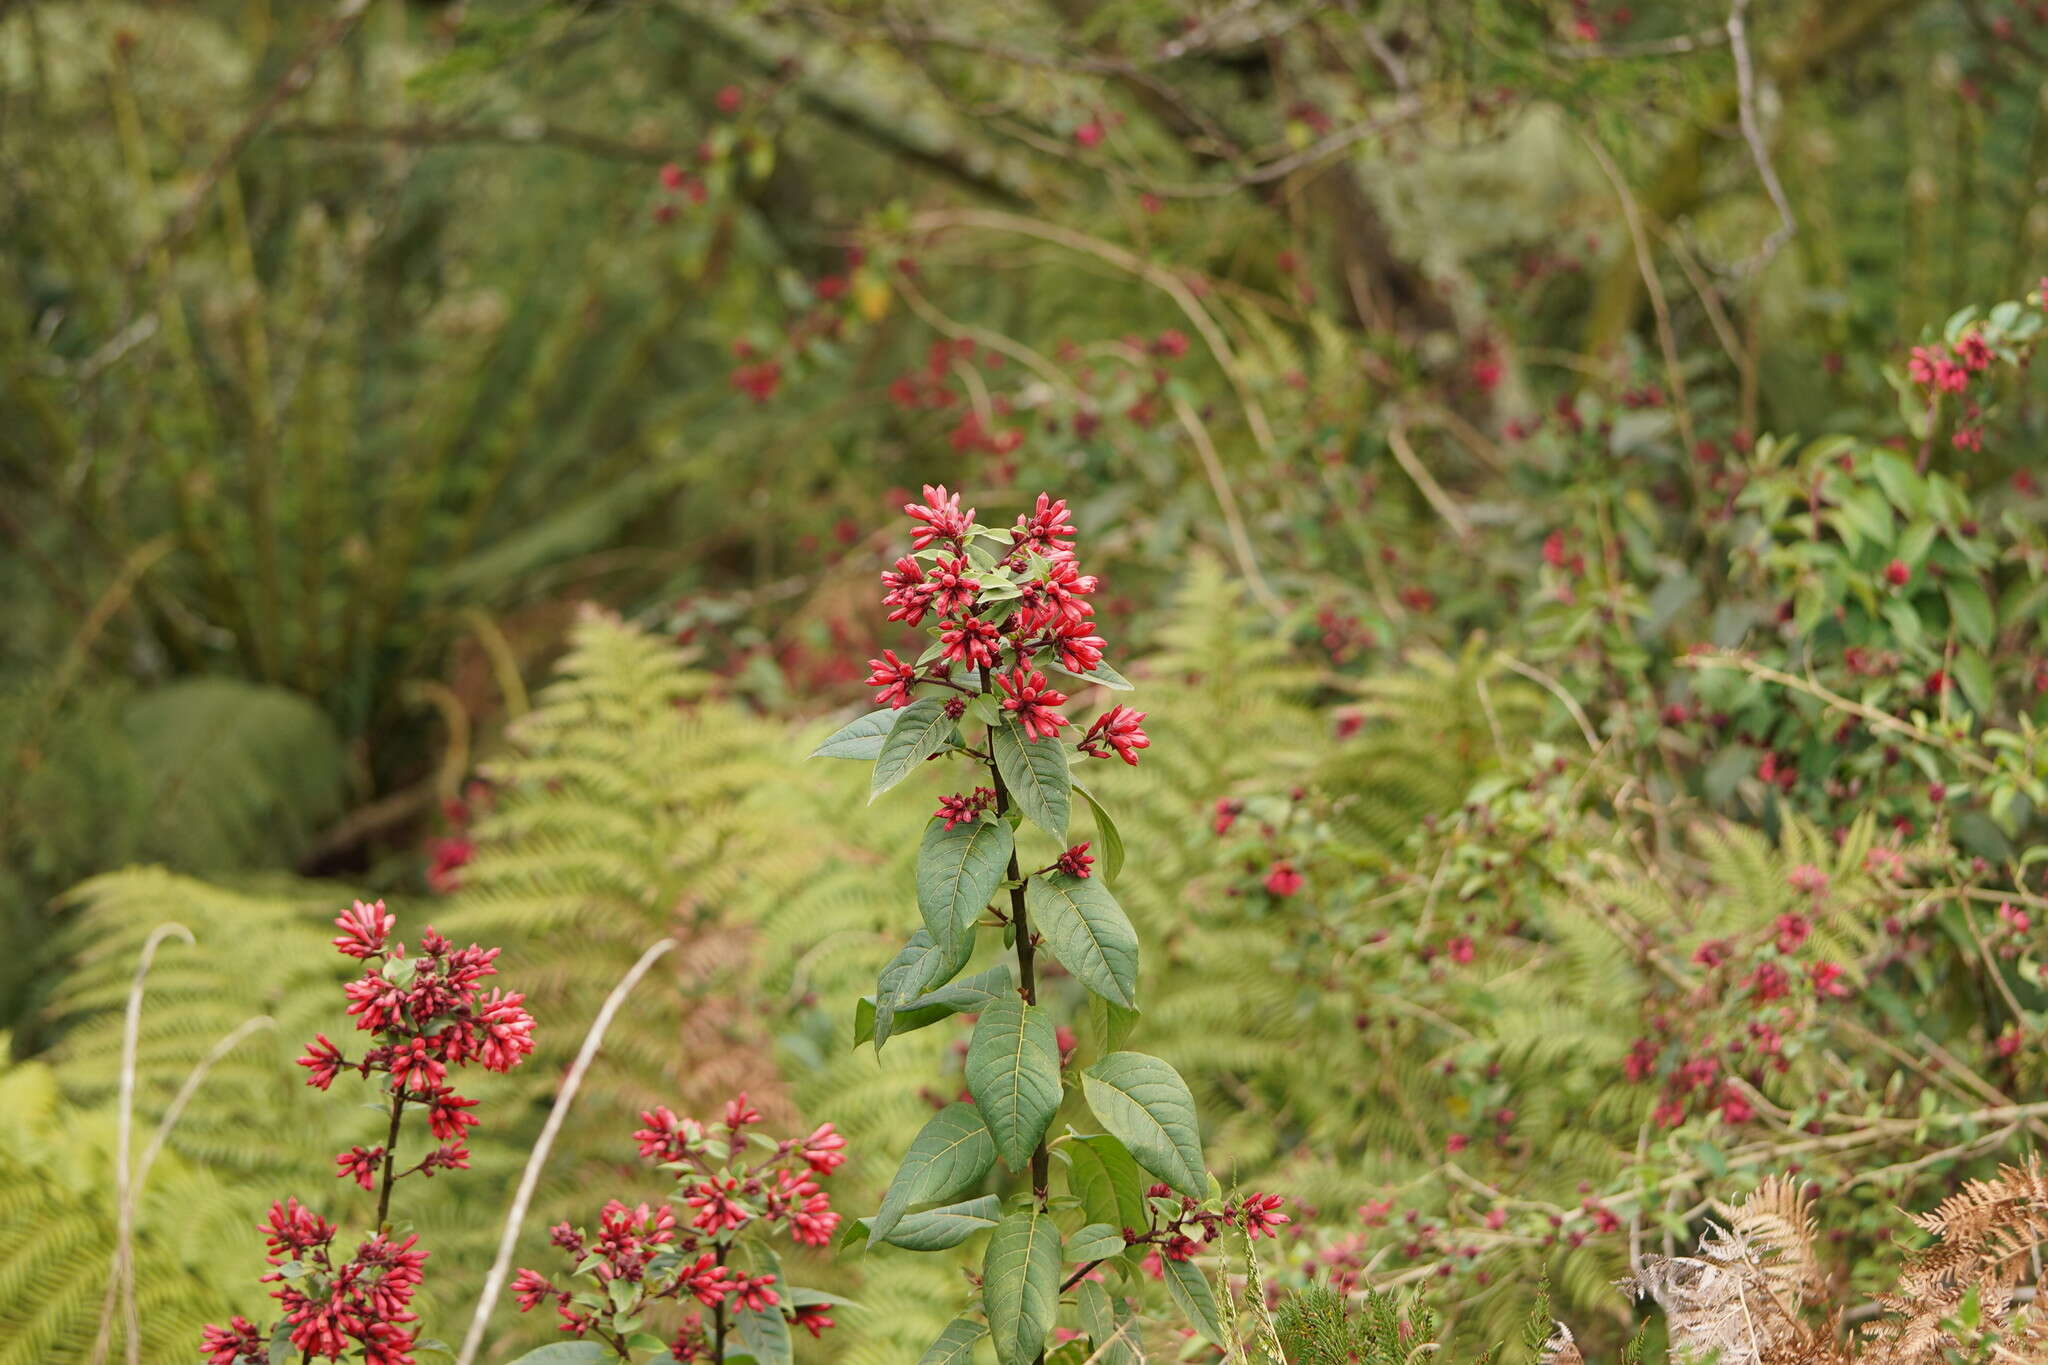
[814,487,1280,1363]
[202,902,537,1365]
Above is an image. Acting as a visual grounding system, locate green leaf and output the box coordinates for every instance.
[872,928,974,1049]
[918,817,1014,951]
[1089,995,1139,1055]
[872,697,956,800]
[1070,779,1126,885]
[1077,1280,1142,1365]
[872,1103,998,1243]
[1046,658,1135,691]
[1026,872,1138,1009]
[810,708,896,759]
[1081,1052,1205,1197]
[966,998,1064,1171]
[1953,649,1996,714]
[916,1318,988,1365]
[982,1208,1062,1365]
[1066,1133,1147,1232]
[1162,1257,1225,1345]
[1945,580,1995,651]
[855,966,1014,1048]
[1066,1222,1127,1261]
[497,1346,610,1365]
[732,1303,792,1365]
[851,1195,1004,1250]
[991,719,1070,840]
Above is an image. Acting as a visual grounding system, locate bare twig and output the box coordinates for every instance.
[1172,394,1288,622]
[1726,0,1797,273]
[89,922,196,1365]
[1384,423,1472,541]
[457,938,680,1365]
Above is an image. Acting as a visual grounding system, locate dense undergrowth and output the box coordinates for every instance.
[5,0,2048,1362]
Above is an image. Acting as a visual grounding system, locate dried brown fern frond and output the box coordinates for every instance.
[1862,1157,2048,1365]
[1538,1321,1586,1365]
[1617,1178,1838,1365]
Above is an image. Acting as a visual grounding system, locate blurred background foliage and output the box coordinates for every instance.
[5,0,2048,1360]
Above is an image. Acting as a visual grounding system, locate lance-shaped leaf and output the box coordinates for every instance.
[731,1303,792,1365]
[1071,778,1126,885]
[982,1208,1061,1365]
[991,718,1070,840]
[1163,1256,1225,1345]
[1026,871,1138,1009]
[871,927,973,1049]
[1066,1133,1148,1233]
[1046,658,1135,691]
[846,1195,1003,1251]
[1077,1280,1143,1365]
[871,1103,997,1243]
[1081,1052,1205,1197]
[1066,1222,1127,1262]
[917,817,1013,950]
[966,997,1063,1171]
[871,697,956,800]
[916,1318,988,1365]
[809,708,896,760]
[855,966,1013,1048]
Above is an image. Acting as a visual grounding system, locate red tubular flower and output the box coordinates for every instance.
[511,1268,556,1313]
[336,1145,384,1190]
[686,1177,751,1233]
[634,1105,701,1162]
[905,484,974,550]
[681,1253,735,1307]
[724,1093,762,1130]
[1056,843,1094,878]
[259,1198,336,1260]
[200,1317,265,1364]
[474,989,536,1072]
[939,616,1002,670]
[801,1122,848,1174]
[732,1273,781,1312]
[1049,619,1106,674]
[426,1089,480,1140]
[794,1303,837,1338]
[789,1191,840,1246]
[933,787,995,830]
[390,1037,447,1094]
[1238,1192,1290,1240]
[865,650,919,708]
[996,666,1069,741]
[1011,493,1078,558]
[1264,860,1304,897]
[297,1034,347,1090]
[880,555,935,626]
[1079,705,1148,766]
[926,556,981,617]
[333,899,395,959]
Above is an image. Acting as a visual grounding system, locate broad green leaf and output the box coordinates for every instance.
[872,928,973,1049]
[918,817,1014,950]
[1067,1133,1147,1232]
[966,998,1064,1171]
[1162,1256,1225,1345]
[1870,449,1925,516]
[991,718,1070,840]
[872,1103,998,1242]
[1027,872,1138,1009]
[1077,1280,1142,1365]
[1953,649,1995,714]
[1070,778,1126,885]
[498,1346,609,1365]
[850,1195,1003,1251]
[1066,1222,1127,1261]
[982,1208,1062,1365]
[810,708,896,759]
[854,966,1014,1048]
[1046,658,1135,691]
[1089,995,1138,1055]
[872,697,956,800]
[1081,1052,1205,1197]
[732,1303,791,1365]
[1945,580,1994,651]
[917,1318,988,1365]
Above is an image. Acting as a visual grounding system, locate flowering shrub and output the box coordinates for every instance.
[508,1097,850,1360]
[203,901,537,1364]
[813,487,1284,1362]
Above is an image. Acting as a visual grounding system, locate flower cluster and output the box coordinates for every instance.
[203,902,532,1365]
[865,486,1148,764]
[512,1095,847,1358]
[302,900,536,1188]
[1128,1183,1291,1278]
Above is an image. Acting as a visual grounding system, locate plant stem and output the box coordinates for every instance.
[374,1089,406,1228]
[712,1243,730,1355]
